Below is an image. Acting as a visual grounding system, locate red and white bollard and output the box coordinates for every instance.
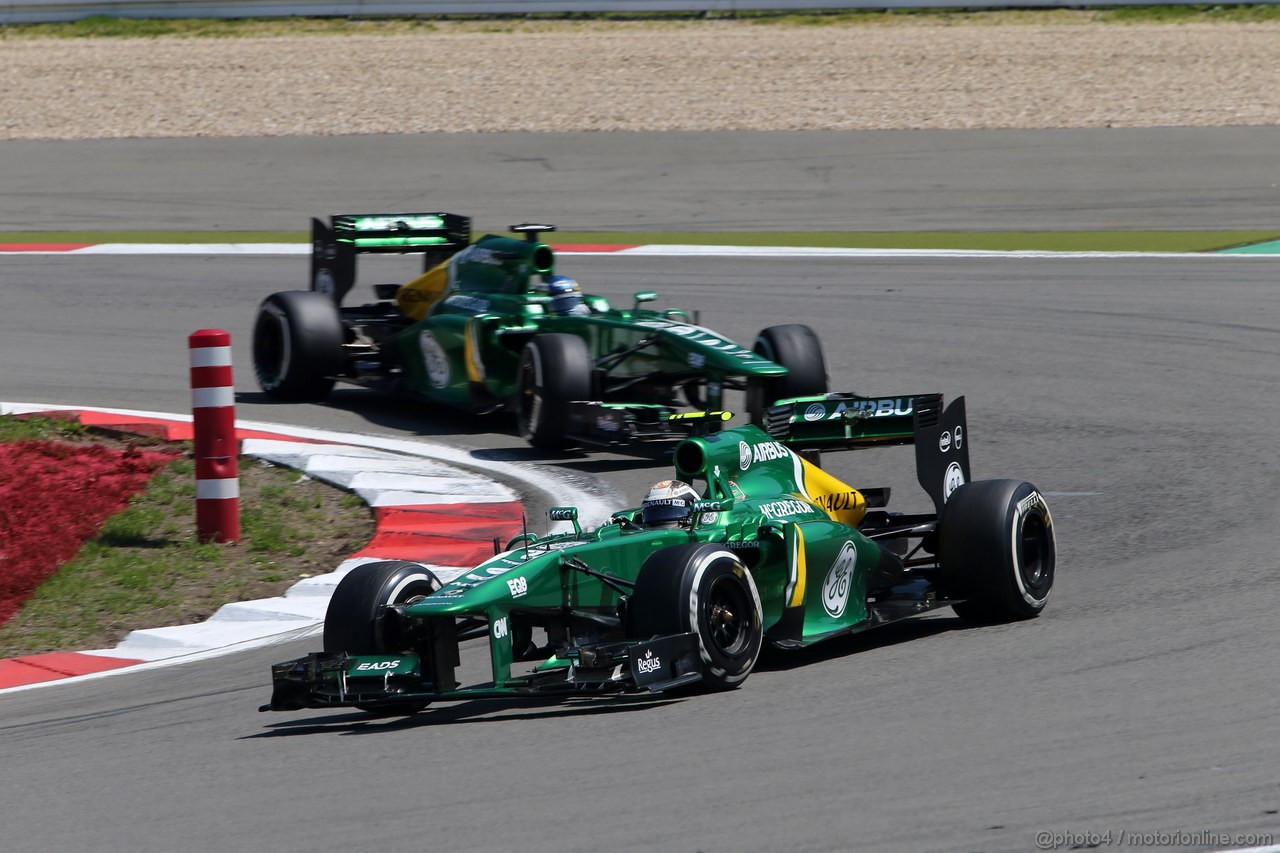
[188,329,240,544]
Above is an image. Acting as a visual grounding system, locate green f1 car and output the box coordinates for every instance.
[262,392,1057,714]
[251,213,827,449]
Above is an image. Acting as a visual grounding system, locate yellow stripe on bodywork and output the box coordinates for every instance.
[464,318,485,383]
[787,523,807,608]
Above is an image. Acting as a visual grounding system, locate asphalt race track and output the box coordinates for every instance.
[4,127,1280,232]
[1,130,1279,853]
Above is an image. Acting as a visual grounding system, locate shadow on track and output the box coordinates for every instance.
[236,388,506,441]
[245,694,682,737]
[246,618,972,737]
[753,613,968,675]
[237,387,676,476]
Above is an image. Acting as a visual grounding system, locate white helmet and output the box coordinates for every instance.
[640,480,699,528]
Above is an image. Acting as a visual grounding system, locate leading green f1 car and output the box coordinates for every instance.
[262,392,1056,715]
[251,213,827,450]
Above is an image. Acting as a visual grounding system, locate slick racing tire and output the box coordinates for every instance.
[324,560,443,654]
[626,544,764,691]
[516,333,592,451]
[938,479,1056,623]
[746,324,829,427]
[252,290,344,402]
[324,561,443,716]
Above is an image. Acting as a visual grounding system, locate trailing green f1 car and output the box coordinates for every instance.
[251,213,827,450]
[262,392,1057,715]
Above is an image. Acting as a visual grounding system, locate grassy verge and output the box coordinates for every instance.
[0,416,374,658]
[4,231,1279,253]
[3,7,1280,40]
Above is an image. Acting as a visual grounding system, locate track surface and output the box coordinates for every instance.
[2,131,1279,852]
[4,127,1280,232]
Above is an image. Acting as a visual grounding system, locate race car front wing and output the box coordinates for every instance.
[260,632,702,712]
[564,402,733,449]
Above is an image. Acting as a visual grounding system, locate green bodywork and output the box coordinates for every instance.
[333,227,786,414]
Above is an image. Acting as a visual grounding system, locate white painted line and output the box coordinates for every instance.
[5,243,1278,259]
[615,244,1280,260]
[68,243,309,255]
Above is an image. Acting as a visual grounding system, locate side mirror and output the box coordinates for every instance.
[633,291,658,309]
[549,506,581,535]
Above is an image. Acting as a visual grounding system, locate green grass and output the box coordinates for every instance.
[4,230,1279,253]
[0,416,373,658]
[3,7,1279,40]
[0,414,88,443]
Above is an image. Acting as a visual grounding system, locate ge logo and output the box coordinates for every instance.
[943,462,965,501]
[314,269,336,296]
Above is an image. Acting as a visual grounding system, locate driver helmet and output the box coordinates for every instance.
[546,275,589,316]
[640,480,699,528]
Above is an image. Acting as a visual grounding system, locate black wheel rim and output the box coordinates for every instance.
[1019,513,1052,595]
[704,574,754,658]
[376,578,437,653]
[253,314,285,384]
[517,351,539,435]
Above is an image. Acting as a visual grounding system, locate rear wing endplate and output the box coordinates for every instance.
[911,394,971,515]
[311,212,471,306]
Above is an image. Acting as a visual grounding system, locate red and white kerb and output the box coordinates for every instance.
[188,329,240,543]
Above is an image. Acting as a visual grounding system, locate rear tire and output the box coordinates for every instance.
[516,333,593,450]
[252,291,344,401]
[626,544,763,690]
[746,324,828,426]
[939,480,1056,623]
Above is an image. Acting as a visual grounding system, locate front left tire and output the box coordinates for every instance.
[626,543,764,691]
[323,560,443,655]
[516,333,593,450]
[746,324,829,426]
[323,560,443,716]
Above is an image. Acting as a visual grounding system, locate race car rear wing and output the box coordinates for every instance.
[760,392,922,449]
[311,212,471,306]
[764,392,972,515]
